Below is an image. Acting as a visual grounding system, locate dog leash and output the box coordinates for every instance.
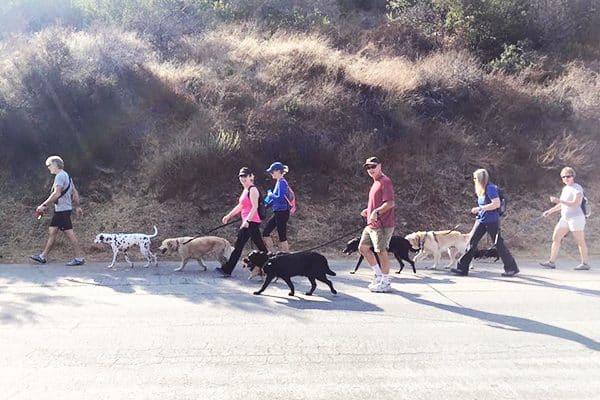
[182,218,241,245]
[490,215,544,247]
[297,226,365,253]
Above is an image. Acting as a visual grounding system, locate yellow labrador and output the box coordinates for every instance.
[158,236,234,272]
[404,230,470,270]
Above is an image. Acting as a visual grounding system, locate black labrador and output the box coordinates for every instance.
[243,250,337,296]
[342,236,417,274]
[472,247,500,262]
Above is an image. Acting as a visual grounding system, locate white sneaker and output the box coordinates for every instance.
[574,263,590,270]
[368,275,382,290]
[369,279,391,293]
[381,278,392,290]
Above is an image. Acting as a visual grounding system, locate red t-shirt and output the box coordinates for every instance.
[367,174,395,229]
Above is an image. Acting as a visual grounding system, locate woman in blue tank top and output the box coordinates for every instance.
[451,168,519,277]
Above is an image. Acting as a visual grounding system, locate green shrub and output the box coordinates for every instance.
[489,42,532,74]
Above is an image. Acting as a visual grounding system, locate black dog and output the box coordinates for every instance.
[244,250,337,296]
[342,236,417,274]
[472,247,500,262]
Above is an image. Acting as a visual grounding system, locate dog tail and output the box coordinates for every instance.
[149,225,158,238]
[326,262,336,276]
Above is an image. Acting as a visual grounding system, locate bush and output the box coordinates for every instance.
[149,125,242,197]
[489,42,532,74]
[0,26,189,177]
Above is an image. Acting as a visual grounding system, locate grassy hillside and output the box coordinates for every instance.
[0,1,598,262]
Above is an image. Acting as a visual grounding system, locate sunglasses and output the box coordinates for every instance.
[365,165,378,170]
[561,175,573,179]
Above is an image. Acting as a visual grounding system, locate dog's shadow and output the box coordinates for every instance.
[271,293,383,312]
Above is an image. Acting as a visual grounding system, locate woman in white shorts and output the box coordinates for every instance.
[540,167,590,270]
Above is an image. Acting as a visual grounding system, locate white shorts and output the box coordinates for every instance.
[557,216,586,232]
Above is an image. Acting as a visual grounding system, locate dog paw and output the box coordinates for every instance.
[174,267,183,272]
[331,289,338,295]
[253,291,261,295]
[349,271,356,274]
[106,265,114,269]
[288,292,295,296]
[304,292,313,296]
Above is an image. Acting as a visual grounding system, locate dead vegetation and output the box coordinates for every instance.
[0,2,599,262]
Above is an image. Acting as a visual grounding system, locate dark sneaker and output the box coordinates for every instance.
[450,268,468,276]
[30,254,47,264]
[66,258,85,266]
[501,270,519,277]
[539,261,556,269]
[215,267,231,277]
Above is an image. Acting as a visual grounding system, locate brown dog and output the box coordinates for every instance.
[158,236,234,272]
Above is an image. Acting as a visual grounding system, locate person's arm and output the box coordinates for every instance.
[543,203,561,217]
[270,179,288,199]
[551,192,582,207]
[471,185,501,214]
[480,197,501,212]
[71,184,83,217]
[223,204,242,224]
[37,186,62,212]
[241,187,260,228]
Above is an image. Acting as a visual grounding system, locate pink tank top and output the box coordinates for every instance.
[239,187,261,223]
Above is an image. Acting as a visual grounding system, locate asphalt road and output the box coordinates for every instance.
[1,257,599,400]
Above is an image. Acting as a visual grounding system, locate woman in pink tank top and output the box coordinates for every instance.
[217,167,268,277]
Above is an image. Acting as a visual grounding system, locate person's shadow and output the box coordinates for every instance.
[397,291,600,351]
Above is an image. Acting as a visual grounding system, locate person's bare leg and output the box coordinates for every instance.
[359,245,378,266]
[549,225,569,262]
[41,227,59,258]
[263,236,275,253]
[63,229,83,259]
[571,230,589,264]
[280,240,289,253]
[378,249,391,275]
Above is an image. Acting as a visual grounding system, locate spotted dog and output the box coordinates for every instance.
[94,226,159,268]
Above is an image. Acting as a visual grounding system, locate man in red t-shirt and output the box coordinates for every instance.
[359,157,395,292]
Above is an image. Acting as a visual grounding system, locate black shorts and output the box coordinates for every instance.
[50,210,73,231]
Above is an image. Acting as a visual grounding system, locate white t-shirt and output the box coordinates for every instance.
[560,183,584,219]
[53,170,72,212]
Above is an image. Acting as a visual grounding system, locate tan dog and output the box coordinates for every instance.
[158,236,234,272]
[404,230,470,270]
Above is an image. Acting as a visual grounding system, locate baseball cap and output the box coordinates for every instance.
[266,162,286,173]
[238,167,253,176]
[363,157,381,167]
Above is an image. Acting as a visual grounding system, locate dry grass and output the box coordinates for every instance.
[1,21,599,262]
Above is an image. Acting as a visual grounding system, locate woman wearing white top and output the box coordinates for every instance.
[540,167,590,270]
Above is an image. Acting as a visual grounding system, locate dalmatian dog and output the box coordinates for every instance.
[94,226,159,268]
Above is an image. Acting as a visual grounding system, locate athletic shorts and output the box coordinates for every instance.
[359,226,394,253]
[50,210,73,231]
[557,216,585,232]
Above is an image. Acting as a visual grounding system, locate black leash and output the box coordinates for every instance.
[182,218,241,245]
[298,226,365,253]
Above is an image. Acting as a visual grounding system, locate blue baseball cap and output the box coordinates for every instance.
[266,162,285,173]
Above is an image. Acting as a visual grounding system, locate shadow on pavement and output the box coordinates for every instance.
[471,271,600,297]
[398,291,600,351]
